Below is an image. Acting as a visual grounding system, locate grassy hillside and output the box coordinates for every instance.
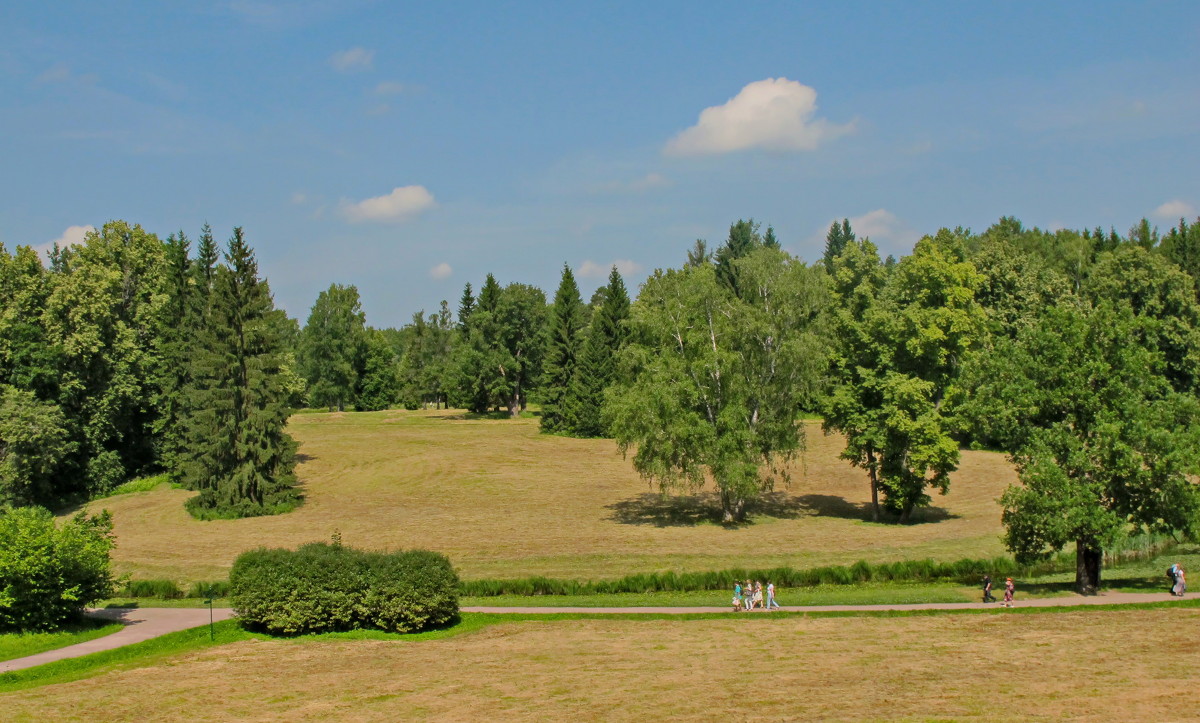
[86,410,1017,583]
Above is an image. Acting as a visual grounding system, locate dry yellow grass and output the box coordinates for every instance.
[4,609,1196,721]
[88,411,1017,582]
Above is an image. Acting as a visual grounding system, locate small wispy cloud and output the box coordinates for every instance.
[374,81,407,96]
[1154,199,1195,220]
[577,259,641,279]
[596,172,672,194]
[329,47,374,73]
[429,262,453,280]
[290,192,308,205]
[665,77,855,156]
[340,186,435,223]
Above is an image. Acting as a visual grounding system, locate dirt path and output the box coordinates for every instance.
[0,591,1183,674]
[0,607,235,674]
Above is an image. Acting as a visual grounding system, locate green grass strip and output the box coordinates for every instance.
[0,622,123,663]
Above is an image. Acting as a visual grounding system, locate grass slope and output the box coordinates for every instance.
[84,410,1016,583]
[0,622,123,663]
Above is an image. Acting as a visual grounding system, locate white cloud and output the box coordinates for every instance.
[329,47,374,73]
[1154,199,1196,220]
[290,192,308,205]
[578,259,641,279]
[374,81,407,96]
[429,262,453,280]
[33,224,94,259]
[664,78,855,156]
[340,186,435,223]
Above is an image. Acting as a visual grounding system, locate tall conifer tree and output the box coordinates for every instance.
[540,264,585,432]
[177,228,299,518]
[565,266,629,436]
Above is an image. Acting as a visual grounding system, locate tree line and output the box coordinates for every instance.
[0,222,299,518]
[4,213,1200,593]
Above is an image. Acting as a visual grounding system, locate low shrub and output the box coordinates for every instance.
[120,579,184,599]
[0,506,115,631]
[186,580,231,598]
[230,542,457,635]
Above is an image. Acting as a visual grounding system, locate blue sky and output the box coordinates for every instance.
[2,1,1198,327]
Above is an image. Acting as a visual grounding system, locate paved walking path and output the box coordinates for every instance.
[0,607,234,674]
[0,592,1186,674]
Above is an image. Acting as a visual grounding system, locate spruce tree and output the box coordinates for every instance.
[565,266,629,436]
[177,228,299,518]
[457,282,475,335]
[540,264,584,432]
[822,218,856,274]
[155,231,193,474]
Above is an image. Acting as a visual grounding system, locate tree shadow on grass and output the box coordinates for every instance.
[606,490,958,528]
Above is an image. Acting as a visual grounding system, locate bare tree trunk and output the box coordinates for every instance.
[1076,540,1102,595]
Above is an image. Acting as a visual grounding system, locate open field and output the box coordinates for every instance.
[86,410,1017,583]
[4,607,1196,721]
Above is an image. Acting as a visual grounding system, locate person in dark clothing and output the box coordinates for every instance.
[982,574,996,603]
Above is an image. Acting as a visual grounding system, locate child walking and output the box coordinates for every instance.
[1003,577,1015,608]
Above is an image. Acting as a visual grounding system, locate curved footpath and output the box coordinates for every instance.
[0,592,1185,674]
[0,607,235,674]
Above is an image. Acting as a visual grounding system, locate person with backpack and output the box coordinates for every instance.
[1168,563,1181,595]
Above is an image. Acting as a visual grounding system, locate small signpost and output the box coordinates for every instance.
[204,585,215,641]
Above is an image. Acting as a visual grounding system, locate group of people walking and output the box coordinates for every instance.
[1169,563,1187,597]
[732,580,780,611]
[981,575,1015,607]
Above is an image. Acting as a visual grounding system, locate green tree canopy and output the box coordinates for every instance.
[300,283,367,412]
[824,233,984,521]
[606,247,827,522]
[962,301,1200,593]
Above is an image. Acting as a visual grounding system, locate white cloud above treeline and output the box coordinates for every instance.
[429,262,453,280]
[32,224,94,259]
[665,78,855,156]
[816,210,917,250]
[577,259,641,279]
[341,186,435,223]
[329,47,374,72]
[1154,199,1195,219]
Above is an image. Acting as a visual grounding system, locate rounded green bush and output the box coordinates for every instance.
[230,542,458,635]
[0,506,115,631]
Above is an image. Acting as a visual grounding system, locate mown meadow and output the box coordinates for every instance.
[84,410,1017,585]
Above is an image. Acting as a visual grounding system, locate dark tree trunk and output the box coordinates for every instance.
[866,449,880,522]
[1076,540,1102,595]
[720,489,746,523]
[899,501,913,524]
